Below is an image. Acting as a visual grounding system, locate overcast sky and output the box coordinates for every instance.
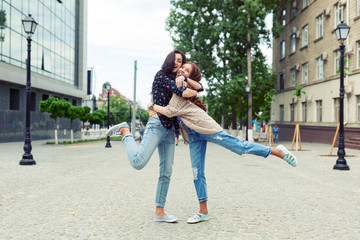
[87,0,272,108]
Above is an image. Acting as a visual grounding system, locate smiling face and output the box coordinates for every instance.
[173,53,183,73]
[177,63,193,77]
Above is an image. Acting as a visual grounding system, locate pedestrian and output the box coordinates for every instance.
[148,61,298,224]
[106,50,199,223]
[273,124,280,143]
[138,122,145,141]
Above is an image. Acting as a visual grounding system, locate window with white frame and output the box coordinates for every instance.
[334,50,340,74]
[316,100,322,122]
[281,41,286,59]
[316,14,323,39]
[334,3,344,28]
[357,0,360,16]
[334,98,340,122]
[291,34,296,53]
[290,103,295,122]
[291,69,296,87]
[303,0,309,9]
[316,57,323,79]
[357,41,360,68]
[282,9,286,26]
[280,105,284,122]
[302,102,307,122]
[357,95,360,122]
[302,25,308,47]
[302,62,308,83]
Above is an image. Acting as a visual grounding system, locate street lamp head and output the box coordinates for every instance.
[106,82,111,91]
[245,83,251,93]
[335,21,350,42]
[22,14,37,36]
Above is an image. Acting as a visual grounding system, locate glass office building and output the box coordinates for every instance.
[0,0,88,142]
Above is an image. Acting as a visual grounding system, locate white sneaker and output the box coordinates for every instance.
[105,122,130,136]
[154,214,178,223]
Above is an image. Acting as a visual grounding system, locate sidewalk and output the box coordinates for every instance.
[0,140,359,239]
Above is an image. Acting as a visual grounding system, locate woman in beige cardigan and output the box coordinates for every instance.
[147,61,298,224]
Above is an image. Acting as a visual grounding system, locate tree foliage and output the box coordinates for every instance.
[167,0,283,124]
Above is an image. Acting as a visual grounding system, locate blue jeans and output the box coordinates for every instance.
[273,133,279,143]
[187,129,271,202]
[122,117,175,207]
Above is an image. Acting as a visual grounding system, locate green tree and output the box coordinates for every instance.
[64,106,84,143]
[167,0,283,127]
[40,97,71,144]
[79,106,91,130]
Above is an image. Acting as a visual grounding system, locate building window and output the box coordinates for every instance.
[302,25,308,47]
[291,34,296,53]
[302,62,308,83]
[280,72,285,90]
[281,9,286,26]
[334,50,340,74]
[302,102,307,122]
[72,99,77,106]
[291,69,296,87]
[316,57,324,79]
[280,105,284,122]
[357,0,360,16]
[334,98,340,122]
[303,0,309,9]
[30,92,36,111]
[316,14,324,39]
[334,3,344,29]
[10,89,20,110]
[281,41,286,59]
[290,103,295,122]
[357,41,360,68]
[42,94,49,100]
[291,0,297,19]
[316,100,322,122]
[357,95,360,122]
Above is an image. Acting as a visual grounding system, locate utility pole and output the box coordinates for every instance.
[132,60,137,137]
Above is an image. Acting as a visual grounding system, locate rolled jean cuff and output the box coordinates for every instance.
[264,146,271,158]
[121,134,133,142]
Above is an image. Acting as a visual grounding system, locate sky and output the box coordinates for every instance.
[87,0,272,109]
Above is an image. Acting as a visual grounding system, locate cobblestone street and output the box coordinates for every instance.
[1,140,359,239]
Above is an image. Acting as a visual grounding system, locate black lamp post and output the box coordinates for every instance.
[20,14,37,166]
[333,21,350,171]
[105,83,112,148]
[245,84,250,141]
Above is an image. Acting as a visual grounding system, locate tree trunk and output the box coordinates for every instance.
[54,118,58,145]
[70,119,73,143]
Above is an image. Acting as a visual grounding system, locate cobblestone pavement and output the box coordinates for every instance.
[0,139,359,239]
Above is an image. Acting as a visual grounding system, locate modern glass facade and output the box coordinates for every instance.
[0,0,78,85]
[0,0,87,143]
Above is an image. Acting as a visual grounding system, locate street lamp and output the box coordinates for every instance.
[245,84,251,141]
[333,21,350,171]
[20,14,37,165]
[105,83,112,148]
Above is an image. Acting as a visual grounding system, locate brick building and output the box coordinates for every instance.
[271,0,360,145]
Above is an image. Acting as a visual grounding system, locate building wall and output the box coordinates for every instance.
[0,0,87,142]
[272,0,360,143]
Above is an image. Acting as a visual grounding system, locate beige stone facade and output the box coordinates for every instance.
[272,0,360,133]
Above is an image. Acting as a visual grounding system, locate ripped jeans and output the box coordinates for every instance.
[186,128,271,203]
[122,117,175,207]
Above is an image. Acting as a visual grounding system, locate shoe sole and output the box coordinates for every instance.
[187,218,209,224]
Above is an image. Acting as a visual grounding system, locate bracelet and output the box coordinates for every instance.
[149,103,155,110]
[183,75,188,82]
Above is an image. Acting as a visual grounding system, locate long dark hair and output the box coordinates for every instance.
[187,61,207,112]
[161,50,187,76]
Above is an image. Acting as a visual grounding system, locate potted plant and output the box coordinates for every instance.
[0,10,7,29]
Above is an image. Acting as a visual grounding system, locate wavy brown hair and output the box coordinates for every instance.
[187,61,207,112]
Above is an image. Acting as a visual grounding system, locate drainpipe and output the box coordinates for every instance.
[345,0,350,123]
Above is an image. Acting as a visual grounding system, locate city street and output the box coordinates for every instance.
[1,139,359,239]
